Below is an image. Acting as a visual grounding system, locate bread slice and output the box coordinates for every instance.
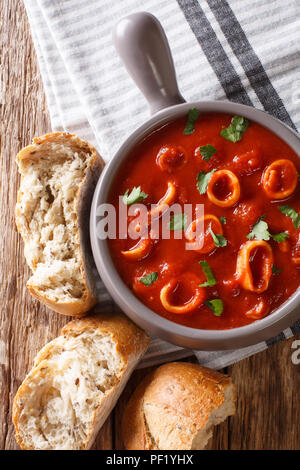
[122,362,235,450]
[15,132,104,316]
[12,312,150,450]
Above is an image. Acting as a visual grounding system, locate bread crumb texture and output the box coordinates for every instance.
[15,133,103,314]
[122,362,236,450]
[13,314,150,450]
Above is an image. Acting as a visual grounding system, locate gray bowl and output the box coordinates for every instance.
[90,12,300,350]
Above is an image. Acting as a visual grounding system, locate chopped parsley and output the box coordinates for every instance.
[272,265,281,275]
[278,205,300,230]
[209,228,227,247]
[199,144,217,161]
[247,220,270,241]
[196,169,216,194]
[169,213,187,231]
[220,216,226,224]
[122,186,148,205]
[199,261,217,287]
[205,299,224,316]
[271,232,289,243]
[139,272,158,286]
[184,108,201,135]
[247,218,289,243]
[220,115,249,143]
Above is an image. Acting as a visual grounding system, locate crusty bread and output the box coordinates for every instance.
[15,132,104,316]
[122,362,235,450]
[12,312,150,450]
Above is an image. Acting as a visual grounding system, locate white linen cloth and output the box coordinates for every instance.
[24,0,300,368]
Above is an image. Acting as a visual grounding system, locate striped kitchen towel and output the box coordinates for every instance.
[24,0,300,369]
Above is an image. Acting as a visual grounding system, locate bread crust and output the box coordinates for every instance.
[122,362,235,450]
[12,312,150,450]
[15,132,105,316]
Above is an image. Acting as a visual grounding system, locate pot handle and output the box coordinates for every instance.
[113,12,186,115]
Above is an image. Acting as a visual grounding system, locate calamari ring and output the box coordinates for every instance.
[262,159,298,200]
[160,273,205,314]
[121,238,153,261]
[156,145,187,172]
[186,214,223,254]
[236,240,273,293]
[245,298,270,320]
[207,169,240,207]
[149,181,176,219]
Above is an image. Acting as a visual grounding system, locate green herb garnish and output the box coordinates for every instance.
[199,144,217,161]
[169,213,187,231]
[122,186,148,205]
[247,220,271,241]
[205,299,224,316]
[196,169,216,195]
[199,261,217,287]
[220,115,249,143]
[278,205,300,230]
[209,228,227,247]
[220,216,226,224]
[271,232,289,243]
[247,218,289,243]
[184,108,201,135]
[139,272,158,286]
[272,265,281,275]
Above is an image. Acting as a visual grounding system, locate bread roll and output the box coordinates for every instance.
[122,362,235,450]
[13,312,150,450]
[15,132,104,316]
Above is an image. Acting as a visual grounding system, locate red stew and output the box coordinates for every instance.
[108,112,300,330]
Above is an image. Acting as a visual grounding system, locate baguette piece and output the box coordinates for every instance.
[15,132,104,316]
[122,362,235,450]
[13,312,150,450]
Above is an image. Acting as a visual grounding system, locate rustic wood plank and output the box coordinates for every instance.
[228,337,300,450]
[0,0,299,452]
[0,0,113,450]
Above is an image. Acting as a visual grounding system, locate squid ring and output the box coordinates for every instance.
[149,181,177,219]
[236,240,273,293]
[186,214,223,253]
[207,169,240,207]
[262,159,298,200]
[245,298,270,320]
[160,276,205,314]
[156,145,187,172]
[121,238,153,260]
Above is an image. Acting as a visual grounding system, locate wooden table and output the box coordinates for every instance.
[1,1,299,451]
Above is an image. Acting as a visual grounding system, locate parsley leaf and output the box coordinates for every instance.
[199,144,217,161]
[199,261,217,287]
[184,108,201,135]
[169,213,187,231]
[209,228,227,247]
[271,232,289,243]
[247,220,271,241]
[139,272,158,286]
[278,205,300,230]
[247,218,290,243]
[272,265,281,275]
[220,216,226,224]
[205,299,224,316]
[196,169,216,194]
[220,115,249,143]
[122,186,148,205]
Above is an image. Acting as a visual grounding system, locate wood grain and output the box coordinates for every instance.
[0,0,299,451]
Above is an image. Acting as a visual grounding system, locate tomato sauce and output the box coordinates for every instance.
[108,112,300,330]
